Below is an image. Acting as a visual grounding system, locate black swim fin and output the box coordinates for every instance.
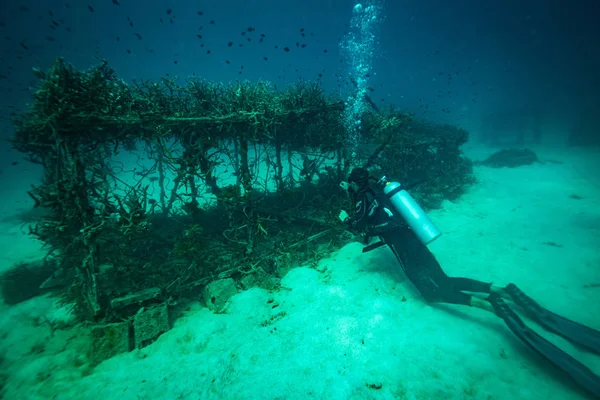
[505,283,600,355]
[488,293,600,398]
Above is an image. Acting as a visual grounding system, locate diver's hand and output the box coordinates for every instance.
[338,210,349,222]
[339,181,349,191]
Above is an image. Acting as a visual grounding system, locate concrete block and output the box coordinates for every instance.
[88,321,130,366]
[203,278,238,312]
[240,267,277,290]
[133,303,169,348]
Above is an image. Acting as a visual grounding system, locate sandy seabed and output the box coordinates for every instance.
[0,145,598,400]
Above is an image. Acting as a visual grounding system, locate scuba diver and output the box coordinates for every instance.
[338,167,600,398]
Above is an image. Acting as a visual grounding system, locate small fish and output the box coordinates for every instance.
[88,5,94,12]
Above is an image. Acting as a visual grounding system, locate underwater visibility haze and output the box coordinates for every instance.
[0,0,599,399]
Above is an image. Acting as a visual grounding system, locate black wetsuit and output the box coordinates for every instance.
[345,185,492,306]
[345,185,600,397]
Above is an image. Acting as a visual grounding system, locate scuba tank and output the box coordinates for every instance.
[377,175,442,245]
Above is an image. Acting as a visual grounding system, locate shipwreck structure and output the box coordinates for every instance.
[11,58,474,329]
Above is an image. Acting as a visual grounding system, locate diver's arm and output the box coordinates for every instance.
[341,192,369,232]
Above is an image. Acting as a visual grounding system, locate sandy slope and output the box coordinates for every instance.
[0,145,598,400]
